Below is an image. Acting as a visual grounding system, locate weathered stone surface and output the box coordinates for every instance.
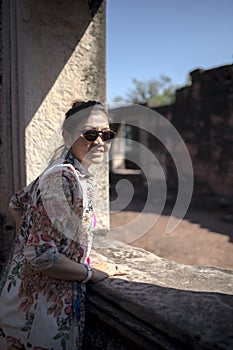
[84,236,233,349]
[22,0,106,182]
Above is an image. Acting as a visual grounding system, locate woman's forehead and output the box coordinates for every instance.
[83,112,109,127]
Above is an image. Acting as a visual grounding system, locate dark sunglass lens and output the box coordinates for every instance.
[102,131,115,141]
[83,130,98,141]
[83,129,115,141]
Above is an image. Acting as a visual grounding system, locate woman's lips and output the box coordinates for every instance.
[90,148,104,156]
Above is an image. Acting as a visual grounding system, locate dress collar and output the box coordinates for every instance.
[62,148,91,178]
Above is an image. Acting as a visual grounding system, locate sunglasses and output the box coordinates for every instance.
[82,129,116,142]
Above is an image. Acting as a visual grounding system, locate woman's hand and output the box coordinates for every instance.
[90,262,130,283]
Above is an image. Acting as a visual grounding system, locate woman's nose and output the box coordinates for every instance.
[93,134,105,144]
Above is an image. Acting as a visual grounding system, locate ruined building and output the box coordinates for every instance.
[110,64,233,204]
[155,64,233,198]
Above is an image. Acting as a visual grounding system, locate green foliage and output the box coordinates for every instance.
[113,75,178,106]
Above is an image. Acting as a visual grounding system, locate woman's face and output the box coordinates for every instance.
[69,111,112,168]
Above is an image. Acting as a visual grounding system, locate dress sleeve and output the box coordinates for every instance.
[9,181,35,211]
[23,165,84,270]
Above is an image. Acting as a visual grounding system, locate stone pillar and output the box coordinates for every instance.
[0,0,26,226]
[0,0,108,259]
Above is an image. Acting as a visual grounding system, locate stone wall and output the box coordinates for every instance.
[154,64,233,198]
[0,0,108,262]
[84,236,233,350]
[22,0,106,183]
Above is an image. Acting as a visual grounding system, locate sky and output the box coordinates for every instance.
[106,0,233,102]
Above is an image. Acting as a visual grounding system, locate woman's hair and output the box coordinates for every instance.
[63,100,109,133]
[48,100,109,164]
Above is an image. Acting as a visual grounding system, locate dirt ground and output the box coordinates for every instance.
[109,195,233,270]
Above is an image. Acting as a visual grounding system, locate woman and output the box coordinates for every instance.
[0,100,126,350]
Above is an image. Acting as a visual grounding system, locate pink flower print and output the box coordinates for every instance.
[19,295,35,314]
[65,290,73,304]
[27,228,40,245]
[64,304,72,316]
[6,335,25,349]
[47,299,63,319]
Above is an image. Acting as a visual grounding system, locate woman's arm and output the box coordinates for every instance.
[42,254,94,281]
[27,168,129,283]
[42,254,128,283]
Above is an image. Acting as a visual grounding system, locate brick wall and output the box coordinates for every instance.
[154,64,233,198]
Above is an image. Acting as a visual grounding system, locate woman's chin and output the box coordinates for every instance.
[90,154,105,164]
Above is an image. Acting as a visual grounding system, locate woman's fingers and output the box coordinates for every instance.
[92,262,130,277]
[113,264,130,275]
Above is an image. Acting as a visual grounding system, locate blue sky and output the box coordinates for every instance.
[106,0,233,102]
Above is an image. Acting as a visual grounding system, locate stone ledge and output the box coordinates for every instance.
[84,236,233,349]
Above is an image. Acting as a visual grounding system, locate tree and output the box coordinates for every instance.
[114,75,178,106]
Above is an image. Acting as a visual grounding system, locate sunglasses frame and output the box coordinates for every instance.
[82,129,116,142]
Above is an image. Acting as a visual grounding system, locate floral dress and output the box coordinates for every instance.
[0,150,95,350]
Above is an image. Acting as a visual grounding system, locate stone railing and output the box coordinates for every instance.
[84,235,233,350]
